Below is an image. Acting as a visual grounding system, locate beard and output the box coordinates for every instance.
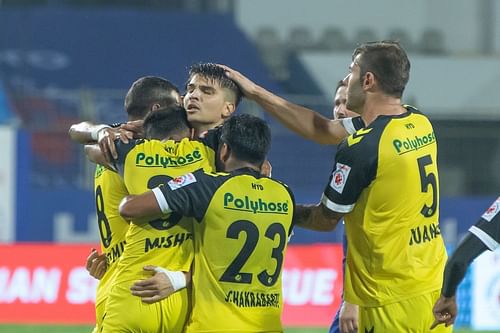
[346,88,365,113]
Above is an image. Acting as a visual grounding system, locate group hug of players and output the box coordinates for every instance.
[69,42,500,333]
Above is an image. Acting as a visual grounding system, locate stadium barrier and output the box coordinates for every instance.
[0,243,342,327]
[2,243,497,329]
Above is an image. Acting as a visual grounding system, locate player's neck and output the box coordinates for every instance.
[193,121,224,137]
[361,94,405,126]
[223,158,260,173]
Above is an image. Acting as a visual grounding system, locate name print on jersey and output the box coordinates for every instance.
[223,193,289,214]
[409,222,441,246]
[135,149,203,168]
[393,131,436,155]
[224,290,280,308]
[105,240,126,265]
[144,232,193,253]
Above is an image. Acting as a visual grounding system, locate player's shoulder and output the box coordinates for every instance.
[165,168,231,193]
[114,138,148,167]
[338,123,380,160]
[178,137,208,150]
[268,177,295,203]
[340,105,427,152]
[116,138,147,153]
[187,168,231,184]
[231,168,294,199]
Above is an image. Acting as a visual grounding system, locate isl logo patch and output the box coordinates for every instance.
[330,162,351,194]
[168,173,197,190]
[482,197,500,222]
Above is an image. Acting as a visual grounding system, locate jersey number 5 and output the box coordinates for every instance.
[417,155,438,217]
[220,220,286,287]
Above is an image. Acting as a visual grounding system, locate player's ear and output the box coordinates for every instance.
[216,143,230,171]
[219,143,230,163]
[222,102,235,119]
[363,72,376,90]
[150,103,161,111]
[222,90,236,119]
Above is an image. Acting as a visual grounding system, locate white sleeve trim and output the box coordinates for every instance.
[152,187,172,214]
[341,118,357,135]
[469,225,499,251]
[320,193,354,214]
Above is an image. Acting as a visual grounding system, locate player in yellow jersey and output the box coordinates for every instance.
[72,63,244,333]
[85,105,222,333]
[69,76,181,332]
[285,41,451,332]
[221,65,365,333]
[120,114,295,332]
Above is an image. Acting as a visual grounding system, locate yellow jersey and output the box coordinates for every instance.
[321,106,447,307]
[93,165,129,323]
[153,168,295,332]
[112,137,216,284]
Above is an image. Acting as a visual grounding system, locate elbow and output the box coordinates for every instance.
[83,145,92,156]
[68,125,77,140]
[119,196,136,220]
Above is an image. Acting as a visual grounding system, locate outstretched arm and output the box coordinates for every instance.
[221,65,357,145]
[69,121,137,162]
[119,190,164,220]
[68,121,109,144]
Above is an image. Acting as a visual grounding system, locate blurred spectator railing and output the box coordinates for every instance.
[6,88,500,197]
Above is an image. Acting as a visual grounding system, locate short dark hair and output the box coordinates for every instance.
[334,80,346,94]
[219,114,271,165]
[143,105,190,140]
[353,41,410,98]
[125,76,179,119]
[187,63,242,106]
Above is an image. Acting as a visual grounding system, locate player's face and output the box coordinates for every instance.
[345,55,366,113]
[333,85,358,119]
[184,74,233,131]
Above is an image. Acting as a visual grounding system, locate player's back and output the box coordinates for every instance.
[343,106,447,307]
[184,168,294,333]
[114,137,216,284]
[93,165,129,327]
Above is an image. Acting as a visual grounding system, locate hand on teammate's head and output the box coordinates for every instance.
[218,64,257,98]
[120,120,144,139]
[97,127,120,162]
